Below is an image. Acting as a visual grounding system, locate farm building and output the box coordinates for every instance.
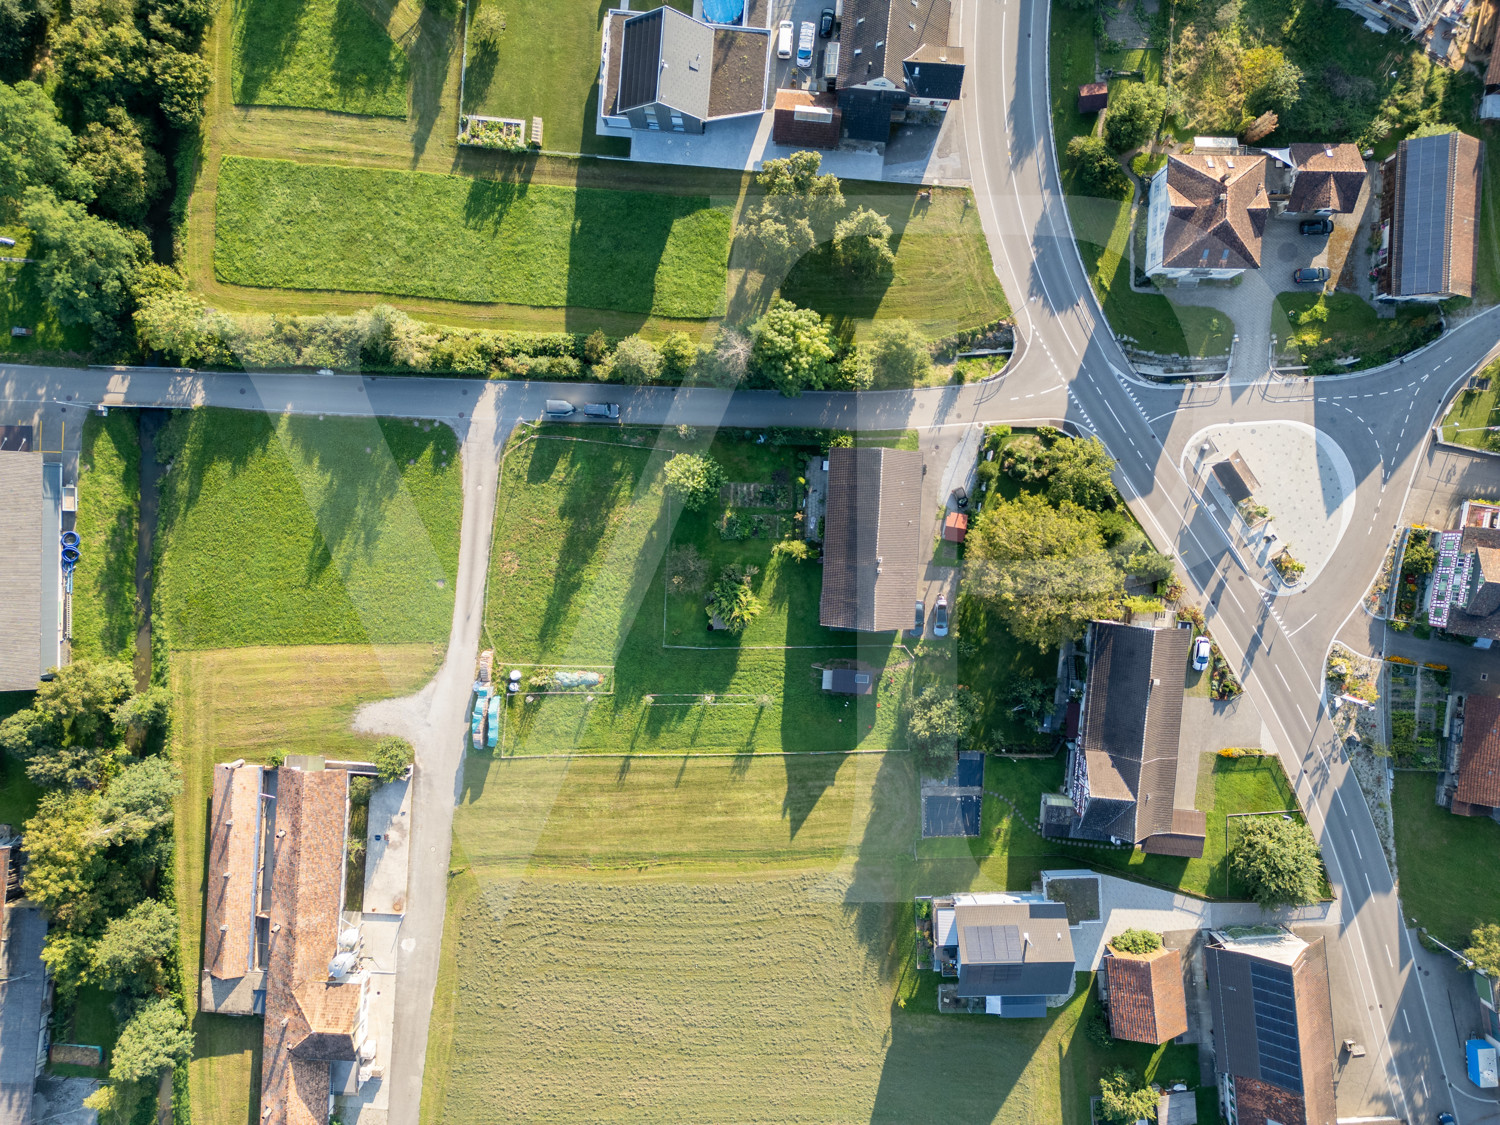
[1041,620,1206,857]
[818,446,923,632]
[1378,131,1484,301]
[0,438,63,691]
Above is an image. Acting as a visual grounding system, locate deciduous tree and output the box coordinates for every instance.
[0,81,90,216]
[21,188,143,336]
[1230,816,1323,908]
[905,685,979,770]
[91,898,177,993]
[1098,1068,1158,1125]
[608,334,663,383]
[374,737,413,783]
[1465,923,1500,977]
[832,206,896,276]
[866,319,931,385]
[750,299,836,396]
[1105,82,1168,153]
[1066,134,1124,195]
[109,998,193,1082]
[755,150,845,229]
[663,452,724,511]
[75,108,165,225]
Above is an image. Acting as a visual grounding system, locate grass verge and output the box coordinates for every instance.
[1438,355,1500,449]
[1392,770,1500,947]
[1273,292,1441,374]
[173,644,442,1125]
[71,412,141,664]
[213,156,732,319]
[230,0,411,117]
[154,408,461,650]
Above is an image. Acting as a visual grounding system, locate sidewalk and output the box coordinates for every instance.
[1407,931,1500,1123]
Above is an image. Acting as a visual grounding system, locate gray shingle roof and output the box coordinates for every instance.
[838,0,953,90]
[954,901,1075,998]
[0,454,44,693]
[0,904,47,1125]
[818,447,923,632]
[1078,622,1191,842]
[617,7,716,118]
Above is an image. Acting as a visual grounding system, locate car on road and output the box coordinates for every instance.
[932,594,948,636]
[952,485,969,509]
[583,402,620,419]
[1299,217,1334,236]
[911,601,924,636]
[1293,266,1330,284]
[544,399,575,417]
[1438,1114,1456,1125]
[1191,635,1211,672]
[777,19,793,58]
[797,21,815,67]
[819,7,835,36]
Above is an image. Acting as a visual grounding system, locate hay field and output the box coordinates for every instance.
[424,753,1095,1124]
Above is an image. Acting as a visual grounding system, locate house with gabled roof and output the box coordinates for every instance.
[1041,620,1206,856]
[835,0,964,142]
[599,6,771,135]
[1102,941,1189,1044]
[1204,927,1335,1125]
[818,446,922,632]
[1451,694,1500,820]
[1378,131,1484,301]
[1285,144,1366,215]
[930,892,1076,1017]
[1144,153,1270,281]
[0,844,49,1125]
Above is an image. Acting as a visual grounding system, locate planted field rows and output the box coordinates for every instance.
[213,156,733,318]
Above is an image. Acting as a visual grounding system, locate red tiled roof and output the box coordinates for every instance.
[261,767,349,1125]
[1487,34,1500,88]
[1455,694,1500,812]
[942,511,968,542]
[205,763,262,980]
[1160,154,1270,270]
[1105,946,1188,1044]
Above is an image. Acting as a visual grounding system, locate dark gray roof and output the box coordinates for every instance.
[0,904,47,1124]
[617,8,715,117]
[818,447,923,632]
[1390,132,1484,298]
[954,901,1074,998]
[1077,622,1191,843]
[1211,452,1259,505]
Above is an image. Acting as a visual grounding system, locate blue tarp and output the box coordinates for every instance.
[922,794,981,837]
[956,751,984,789]
[702,0,743,23]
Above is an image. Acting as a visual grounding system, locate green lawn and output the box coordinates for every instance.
[423,751,1210,1125]
[49,986,118,1079]
[963,752,1303,899]
[954,596,1057,750]
[0,226,92,359]
[1273,292,1441,375]
[1048,4,1234,358]
[1392,771,1500,947]
[214,156,732,319]
[230,0,411,117]
[172,644,442,1125]
[778,186,1012,339]
[154,408,462,650]
[483,432,913,755]
[1438,355,1500,448]
[71,412,141,664]
[462,0,629,157]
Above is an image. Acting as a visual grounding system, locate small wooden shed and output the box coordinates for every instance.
[1078,82,1109,114]
[942,511,968,543]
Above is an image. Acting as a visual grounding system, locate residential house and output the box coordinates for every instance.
[1102,941,1189,1044]
[1041,620,1207,857]
[1205,928,1335,1125]
[203,759,376,1125]
[1450,693,1500,820]
[1426,502,1500,646]
[818,446,922,632]
[599,6,770,135]
[1284,144,1366,215]
[931,893,1076,1017]
[1145,154,1270,281]
[835,0,964,142]
[1378,131,1484,302]
[771,89,841,149]
[0,845,49,1125]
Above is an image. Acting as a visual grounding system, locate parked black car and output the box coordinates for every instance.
[1292,267,1331,284]
[952,486,969,509]
[819,6,835,35]
[1299,217,1334,236]
[911,601,924,637]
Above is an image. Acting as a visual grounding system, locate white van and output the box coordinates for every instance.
[544,400,575,417]
[777,19,794,59]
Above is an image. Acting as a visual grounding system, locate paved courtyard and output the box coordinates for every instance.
[1183,421,1356,588]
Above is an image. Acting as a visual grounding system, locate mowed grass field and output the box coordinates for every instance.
[1392,771,1500,947]
[230,0,411,116]
[213,157,733,318]
[70,412,141,665]
[154,408,462,650]
[173,644,442,1125]
[424,753,1204,1124]
[483,433,911,755]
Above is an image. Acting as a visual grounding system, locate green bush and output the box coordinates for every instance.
[1110,927,1162,955]
[374,736,413,782]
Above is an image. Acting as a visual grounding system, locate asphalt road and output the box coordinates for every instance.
[6,0,1500,1115]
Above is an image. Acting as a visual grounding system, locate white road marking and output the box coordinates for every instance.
[1402,1010,1410,1033]
[1384,943,1393,968]
[1275,665,1291,691]
[1350,832,1361,859]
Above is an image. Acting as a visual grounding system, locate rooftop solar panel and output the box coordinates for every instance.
[1250,960,1303,1092]
[965,923,1023,963]
[1400,134,1453,296]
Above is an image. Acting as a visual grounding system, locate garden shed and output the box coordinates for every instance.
[1077,82,1108,113]
[821,668,875,695]
[942,511,968,543]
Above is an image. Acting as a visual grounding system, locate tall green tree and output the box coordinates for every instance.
[750,299,837,396]
[97,756,177,845]
[75,108,165,225]
[739,207,815,275]
[1230,817,1324,908]
[1098,1068,1158,1125]
[0,0,54,82]
[1105,82,1167,153]
[608,334,663,383]
[109,998,193,1082]
[754,150,845,230]
[21,187,143,336]
[22,791,107,933]
[1240,46,1303,116]
[1040,435,1118,509]
[1066,134,1124,194]
[832,207,896,277]
[905,685,979,771]
[1465,923,1500,977]
[147,40,211,128]
[90,898,177,993]
[51,0,151,122]
[0,81,91,216]
[663,452,724,511]
[866,319,931,386]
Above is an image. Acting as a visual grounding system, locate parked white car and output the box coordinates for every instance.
[797,21,815,67]
[777,19,794,58]
[1191,635,1212,672]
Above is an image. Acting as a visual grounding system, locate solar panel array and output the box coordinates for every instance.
[1249,960,1304,1092]
[965,923,1023,963]
[1399,134,1453,296]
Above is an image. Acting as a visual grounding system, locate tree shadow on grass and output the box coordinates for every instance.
[565,185,678,321]
[408,6,461,161]
[463,41,499,113]
[230,0,310,106]
[778,243,896,340]
[330,0,412,109]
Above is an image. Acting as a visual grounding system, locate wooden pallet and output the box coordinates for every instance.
[531,116,544,146]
